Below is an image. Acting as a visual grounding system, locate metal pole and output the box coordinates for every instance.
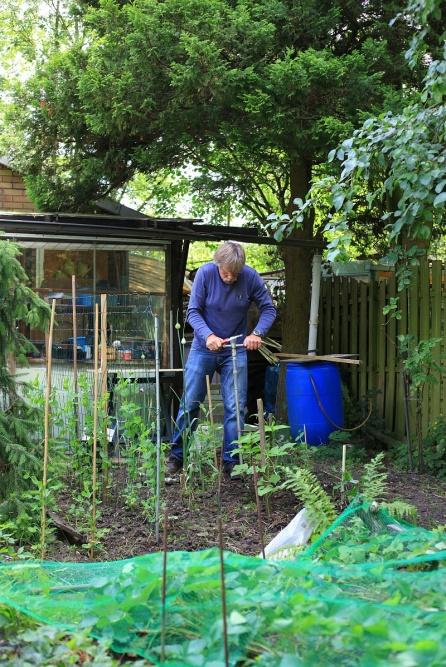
[155,314,162,543]
[169,310,174,368]
[230,338,242,441]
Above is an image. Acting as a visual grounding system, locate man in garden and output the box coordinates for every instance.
[168,241,276,477]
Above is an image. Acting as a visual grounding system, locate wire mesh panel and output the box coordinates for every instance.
[16,293,170,440]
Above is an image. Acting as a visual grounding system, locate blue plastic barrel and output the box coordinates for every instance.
[286,362,344,445]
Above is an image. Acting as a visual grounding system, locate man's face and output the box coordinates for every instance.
[218,265,239,284]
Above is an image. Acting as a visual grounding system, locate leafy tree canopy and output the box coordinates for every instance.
[2,0,418,217]
[279,0,446,287]
[0,0,422,350]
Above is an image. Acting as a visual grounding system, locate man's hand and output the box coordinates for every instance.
[206,333,228,352]
[243,334,262,351]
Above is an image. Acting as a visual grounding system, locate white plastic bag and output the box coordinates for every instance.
[261,507,314,559]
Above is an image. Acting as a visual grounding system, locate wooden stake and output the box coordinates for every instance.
[341,443,347,505]
[40,298,56,560]
[100,294,109,497]
[71,276,79,439]
[89,302,99,559]
[252,464,266,559]
[256,398,266,468]
[206,375,218,469]
[154,315,162,544]
[218,516,229,667]
[160,508,168,663]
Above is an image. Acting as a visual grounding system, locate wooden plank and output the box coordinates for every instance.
[431,261,442,421]
[419,259,430,437]
[350,280,359,399]
[376,280,386,420]
[341,278,349,355]
[367,277,377,395]
[438,262,446,418]
[324,278,333,354]
[408,264,419,444]
[333,276,340,353]
[276,353,360,365]
[385,276,397,433]
[394,283,408,439]
[359,282,368,400]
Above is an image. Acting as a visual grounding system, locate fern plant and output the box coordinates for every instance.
[381,500,417,522]
[359,452,388,501]
[281,466,336,536]
[359,452,416,521]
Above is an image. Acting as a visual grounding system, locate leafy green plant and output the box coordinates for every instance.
[0,241,49,507]
[399,335,444,472]
[360,452,388,501]
[233,423,294,500]
[281,466,337,536]
[114,378,163,524]
[358,452,416,521]
[182,419,219,496]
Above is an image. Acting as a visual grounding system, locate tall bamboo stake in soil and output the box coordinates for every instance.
[100,294,109,497]
[252,464,266,559]
[218,516,229,667]
[160,507,168,662]
[341,443,347,505]
[71,276,79,439]
[89,302,99,559]
[155,314,162,544]
[40,298,56,560]
[256,398,270,518]
[206,374,219,469]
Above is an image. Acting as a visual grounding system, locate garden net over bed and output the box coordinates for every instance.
[1,501,445,666]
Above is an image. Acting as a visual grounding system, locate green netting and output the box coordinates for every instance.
[1,501,446,666]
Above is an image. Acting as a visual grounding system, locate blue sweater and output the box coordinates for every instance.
[187,263,276,352]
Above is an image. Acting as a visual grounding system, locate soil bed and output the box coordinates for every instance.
[47,460,446,562]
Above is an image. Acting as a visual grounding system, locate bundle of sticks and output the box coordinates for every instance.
[259,338,360,366]
[258,336,282,364]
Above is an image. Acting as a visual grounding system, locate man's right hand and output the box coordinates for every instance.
[206,334,228,352]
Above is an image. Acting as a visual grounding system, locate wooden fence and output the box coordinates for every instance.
[317,259,446,440]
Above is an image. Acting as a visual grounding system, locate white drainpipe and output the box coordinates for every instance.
[307,253,322,355]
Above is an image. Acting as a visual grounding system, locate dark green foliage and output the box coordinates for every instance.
[4,1,417,219]
[392,418,446,479]
[1,503,445,665]
[0,240,50,507]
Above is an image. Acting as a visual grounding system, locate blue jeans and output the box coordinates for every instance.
[170,349,248,463]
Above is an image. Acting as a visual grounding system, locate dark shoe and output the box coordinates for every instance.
[223,462,242,480]
[166,457,183,475]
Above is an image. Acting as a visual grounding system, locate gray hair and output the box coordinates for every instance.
[214,241,246,273]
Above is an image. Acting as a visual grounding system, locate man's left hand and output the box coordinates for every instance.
[243,334,262,351]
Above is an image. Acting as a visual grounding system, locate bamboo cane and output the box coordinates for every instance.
[256,398,270,518]
[218,516,229,667]
[71,276,79,439]
[160,507,168,662]
[341,443,347,505]
[252,464,266,559]
[100,294,109,497]
[89,302,99,559]
[155,315,162,544]
[40,298,56,560]
[206,374,219,469]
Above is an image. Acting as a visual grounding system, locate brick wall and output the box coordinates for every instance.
[0,164,36,212]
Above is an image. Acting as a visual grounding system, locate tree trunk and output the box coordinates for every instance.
[276,157,314,422]
[281,157,314,353]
